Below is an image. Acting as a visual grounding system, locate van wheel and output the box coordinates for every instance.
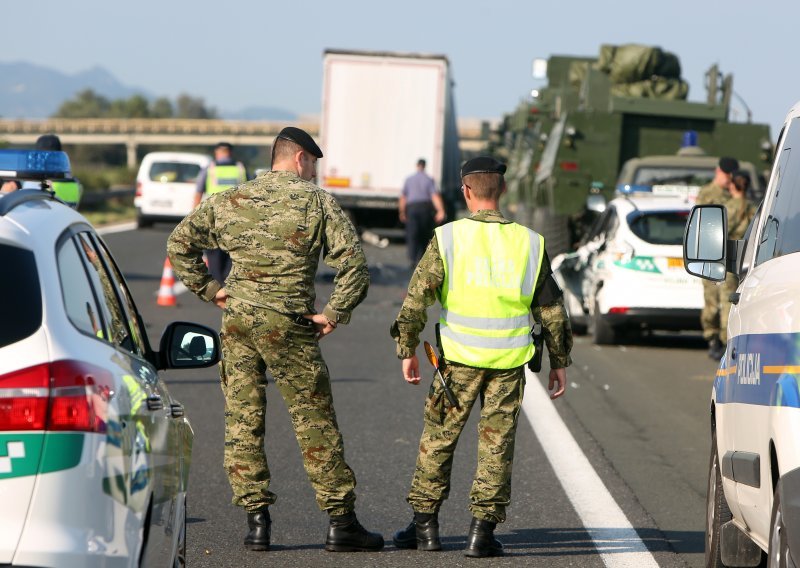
[706,430,732,568]
[592,300,616,345]
[136,213,153,229]
[768,481,789,568]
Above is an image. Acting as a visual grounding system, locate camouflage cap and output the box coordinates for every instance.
[461,156,506,178]
[277,127,323,159]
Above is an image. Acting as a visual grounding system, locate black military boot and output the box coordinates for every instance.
[464,517,503,558]
[708,337,724,360]
[325,511,384,552]
[392,512,442,551]
[244,508,271,551]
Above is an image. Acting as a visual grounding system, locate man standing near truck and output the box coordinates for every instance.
[399,159,446,267]
[696,156,738,359]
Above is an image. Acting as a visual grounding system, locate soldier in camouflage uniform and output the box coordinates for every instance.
[718,170,758,347]
[696,156,738,359]
[389,157,572,558]
[167,127,384,553]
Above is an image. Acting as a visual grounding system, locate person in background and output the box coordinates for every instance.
[399,158,446,268]
[696,156,738,359]
[1,179,21,194]
[716,169,758,358]
[194,141,248,283]
[29,134,82,208]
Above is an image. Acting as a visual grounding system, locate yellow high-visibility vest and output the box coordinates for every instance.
[205,162,246,195]
[51,180,82,208]
[435,219,545,369]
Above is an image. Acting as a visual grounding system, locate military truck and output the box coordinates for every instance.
[495,44,773,255]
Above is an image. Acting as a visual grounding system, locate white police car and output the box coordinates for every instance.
[0,149,220,567]
[684,101,800,566]
[554,185,703,344]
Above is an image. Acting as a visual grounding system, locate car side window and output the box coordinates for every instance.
[91,234,148,358]
[756,119,800,265]
[74,232,135,353]
[57,237,105,338]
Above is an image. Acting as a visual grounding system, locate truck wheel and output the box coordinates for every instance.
[706,430,732,568]
[592,300,616,345]
[768,481,789,568]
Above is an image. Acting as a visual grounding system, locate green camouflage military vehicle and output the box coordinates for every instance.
[494,44,773,255]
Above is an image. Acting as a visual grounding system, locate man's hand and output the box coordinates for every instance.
[213,288,228,309]
[434,209,446,224]
[402,355,421,385]
[304,313,336,340]
[548,368,566,399]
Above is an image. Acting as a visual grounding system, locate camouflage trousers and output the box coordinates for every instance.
[219,298,356,515]
[718,273,740,344]
[407,361,525,524]
[701,279,721,341]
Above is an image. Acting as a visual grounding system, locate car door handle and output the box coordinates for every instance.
[170,403,185,418]
[729,292,740,305]
[146,395,164,411]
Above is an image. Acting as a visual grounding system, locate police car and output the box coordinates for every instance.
[684,101,800,567]
[0,149,220,567]
[554,184,703,344]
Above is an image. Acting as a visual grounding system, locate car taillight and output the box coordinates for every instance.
[0,363,50,430]
[135,181,142,197]
[0,361,113,433]
[609,307,629,314]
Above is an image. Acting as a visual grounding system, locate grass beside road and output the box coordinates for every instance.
[81,200,136,227]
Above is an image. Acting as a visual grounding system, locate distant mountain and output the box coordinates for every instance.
[0,61,148,118]
[0,61,296,121]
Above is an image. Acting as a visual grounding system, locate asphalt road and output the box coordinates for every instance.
[102,224,719,567]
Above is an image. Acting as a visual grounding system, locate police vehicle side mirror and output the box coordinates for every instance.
[683,205,727,282]
[156,321,221,370]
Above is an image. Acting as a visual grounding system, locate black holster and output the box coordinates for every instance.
[527,321,544,373]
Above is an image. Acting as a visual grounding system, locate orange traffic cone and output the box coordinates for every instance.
[157,257,177,307]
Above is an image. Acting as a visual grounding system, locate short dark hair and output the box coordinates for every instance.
[36,134,62,151]
[417,159,426,168]
[464,172,504,200]
[271,136,303,165]
[215,142,233,152]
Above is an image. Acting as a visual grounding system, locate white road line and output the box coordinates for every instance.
[96,221,137,235]
[521,369,660,568]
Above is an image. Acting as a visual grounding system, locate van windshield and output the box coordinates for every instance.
[149,162,202,183]
[632,167,714,187]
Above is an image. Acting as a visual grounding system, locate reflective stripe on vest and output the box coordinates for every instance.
[51,180,81,207]
[206,163,246,195]
[435,218,545,369]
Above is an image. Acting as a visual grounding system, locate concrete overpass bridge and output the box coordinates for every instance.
[0,118,494,168]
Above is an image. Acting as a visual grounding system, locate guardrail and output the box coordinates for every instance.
[80,187,135,207]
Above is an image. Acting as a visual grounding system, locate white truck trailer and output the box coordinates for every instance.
[319,49,461,230]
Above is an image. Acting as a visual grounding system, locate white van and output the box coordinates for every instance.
[684,101,800,567]
[134,152,210,228]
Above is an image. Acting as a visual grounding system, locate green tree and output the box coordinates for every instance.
[108,94,150,118]
[175,93,217,119]
[151,97,174,118]
[54,89,111,118]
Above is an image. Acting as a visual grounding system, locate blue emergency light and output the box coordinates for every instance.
[0,150,71,181]
[616,184,652,194]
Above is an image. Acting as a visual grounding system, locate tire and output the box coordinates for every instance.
[592,300,616,345]
[136,212,153,229]
[173,498,187,568]
[706,430,732,568]
[768,481,790,568]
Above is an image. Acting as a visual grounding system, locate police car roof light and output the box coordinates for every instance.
[0,149,71,181]
[616,184,652,195]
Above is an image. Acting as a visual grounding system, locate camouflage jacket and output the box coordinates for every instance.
[696,181,730,206]
[726,197,757,240]
[390,209,573,369]
[167,170,369,324]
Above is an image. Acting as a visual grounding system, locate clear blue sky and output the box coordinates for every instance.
[3,0,798,137]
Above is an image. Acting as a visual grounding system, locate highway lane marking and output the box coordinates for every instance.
[522,369,660,568]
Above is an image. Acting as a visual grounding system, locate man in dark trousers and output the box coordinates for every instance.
[399,158,446,267]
